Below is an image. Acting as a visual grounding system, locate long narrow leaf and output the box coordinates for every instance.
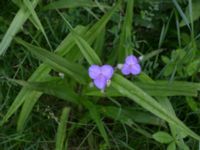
[85,80,199,97]
[81,99,110,146]
[10,78,79,104]
[15,38,87,84]
[44,0,108,9]
[72,31,102,65]
[23,0,52,49]
[0,0,39,56]
[56,107,70,150]
[118,0,134,62]
[111,74,200,141]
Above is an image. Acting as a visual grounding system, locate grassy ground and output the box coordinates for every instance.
[0,0,200,149]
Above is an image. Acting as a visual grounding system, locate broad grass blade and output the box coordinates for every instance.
[15,38,87,84]
[111,74,200,141]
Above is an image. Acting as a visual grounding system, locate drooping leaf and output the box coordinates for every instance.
[15,38,87,84]
[9,78,79,104]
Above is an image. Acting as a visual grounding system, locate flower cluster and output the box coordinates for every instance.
[88,55,141,90]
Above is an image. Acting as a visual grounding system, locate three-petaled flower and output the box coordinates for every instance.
[89,65,114,90]
[121,55,141,75]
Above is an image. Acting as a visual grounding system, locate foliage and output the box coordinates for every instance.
[0,0,200,149]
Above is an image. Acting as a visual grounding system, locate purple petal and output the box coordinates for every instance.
[101,65,114,79]
[130,64,141,75]
[125,55,138,65]
[93,75,107,90]
[121,64,131,75]
[88,65,101,79]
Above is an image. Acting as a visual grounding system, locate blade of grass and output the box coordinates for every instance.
[172,0,191,30]
[85,80,199,97]
[71,31,102,65]
[23,0,52,50]
[93,27,105,57]
[137,72,188,147]
[111,74,200,141]
[0,0,39,56]
[44,0,108,10]
[56,107,70,150]
[118,0,134,62]
[81,99,110,146]
[99,105,164,126]
[15,38,87,84]
[9,78,79,104]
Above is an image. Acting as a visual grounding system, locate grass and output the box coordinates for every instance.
[0,0,200,149]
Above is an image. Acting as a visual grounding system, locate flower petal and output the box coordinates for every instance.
[93,75,107,90]
[121,64,131,75]
[130,64,141,75]
[125,55,138,65]
[101,65,114,79]
[88,65,101,79]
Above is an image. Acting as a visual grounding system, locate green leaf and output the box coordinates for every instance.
[186,97,198,112]
[153,131,173,144]
[0,0,39,56]
[44,0,108,10]
[56,107,70,150]
[71,31,102,65]
[86,80,199,97]
[10,78,79,104]
[162,56,170,64]
[177,141,190,150]
[118,0,134,62]
[167,142,176,150]
[82,100,110,147]
[172,0,191,30]
[15,38,87,84]
[137,73,189,146]
[180,0,200,27]
[93,27,105,57]
[186,59,200,76]
[23,0,52,49]
[99,106,164,126]
[111,74,200,141]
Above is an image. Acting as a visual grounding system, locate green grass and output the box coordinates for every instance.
[0,0,200,149]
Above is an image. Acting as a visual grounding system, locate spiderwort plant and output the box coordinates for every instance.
[89,65,114,90]
[121,55,141,75]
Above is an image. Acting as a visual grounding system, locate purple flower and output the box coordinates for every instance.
[121,55,141,75]
[89,65,114,90]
